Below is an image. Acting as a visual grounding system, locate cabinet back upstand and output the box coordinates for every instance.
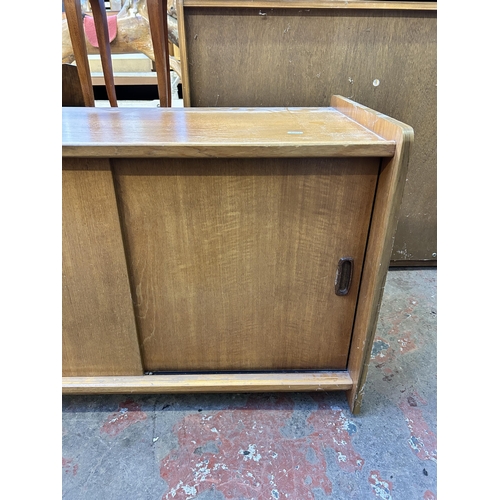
[62,95,413,414]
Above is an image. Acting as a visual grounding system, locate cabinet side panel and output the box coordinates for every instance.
[62,158,143,376]
[330,96,414,413]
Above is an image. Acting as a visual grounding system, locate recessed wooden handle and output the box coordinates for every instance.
[335,257,353,296]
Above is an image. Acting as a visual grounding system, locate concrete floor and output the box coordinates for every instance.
[62,267,437,500]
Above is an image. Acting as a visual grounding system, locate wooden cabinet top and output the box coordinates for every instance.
[62,107,396,158]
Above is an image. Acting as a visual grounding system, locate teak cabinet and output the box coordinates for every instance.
[62,96,413,414]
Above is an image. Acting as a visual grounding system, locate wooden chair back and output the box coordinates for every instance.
[63,0,171,107]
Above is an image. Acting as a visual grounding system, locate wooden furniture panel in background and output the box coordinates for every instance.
[62,158,143,376]
[179,2,436,264]
[113,157,379,371]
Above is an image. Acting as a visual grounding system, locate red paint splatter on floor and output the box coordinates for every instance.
[368,470,393,499]
[101,399,147,437]
[160,394,364,499]
[399,393,437,462]
[62,457,78,476]
[309,395,365,473]
[423,490,436,499]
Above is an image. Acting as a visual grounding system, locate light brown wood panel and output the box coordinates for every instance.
[113,157,379,371]
[62,158,143,376]
[179,4,436,263]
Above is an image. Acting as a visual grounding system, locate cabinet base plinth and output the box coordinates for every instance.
[62,371,353,395]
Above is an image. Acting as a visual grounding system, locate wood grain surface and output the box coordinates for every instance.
[62,107,395,158]
[62,158,143,376]
[113,156,379,371]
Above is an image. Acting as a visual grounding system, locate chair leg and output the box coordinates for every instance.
[89,0,118,107]
[63,0,95,107]
[147,0,171,107]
